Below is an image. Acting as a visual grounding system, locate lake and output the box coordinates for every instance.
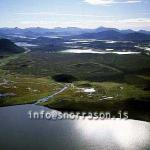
[62,49,141,55]
[15,42,38,47]
[0,104,150,150]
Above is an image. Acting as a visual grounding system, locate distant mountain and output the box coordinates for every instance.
[72,30,122,40]
[0,27,57,38]
[52,27,91,35]
[0,27,23,35]
[124,32,150,41]
[25,27,52,34]
[94,27,119,32]
[71,30,150,41]
[0,27,150,39]
[0,27,89,37]
[31,37,65,45]
[119,29,135,34]
[0,38,24,54]
[139,30,150,35]
[92,27,134,34]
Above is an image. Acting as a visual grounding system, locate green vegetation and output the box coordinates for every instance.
[0,74,63,106]
[0,51,150,121]
[3,52,150,89]
[43,81,150,121]
[3,52,150,81]
[0,54,63,106]
[0,53,22,67]
[43,81,150,108]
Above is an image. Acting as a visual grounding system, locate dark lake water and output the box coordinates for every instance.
[0,104,150,150]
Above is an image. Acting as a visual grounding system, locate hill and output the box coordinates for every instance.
[71,30,150,41]
[0,38,25,54]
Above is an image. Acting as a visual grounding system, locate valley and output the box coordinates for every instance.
[0,27,150,122]
[1,1,150,149]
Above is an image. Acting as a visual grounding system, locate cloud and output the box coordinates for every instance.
[20,18,150,30]
[121,18,150,23]
[84,0,141,5]
[16,12,114,19]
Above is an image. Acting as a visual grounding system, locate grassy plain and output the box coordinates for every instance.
[0,54,63,106]
[0,52,150,121]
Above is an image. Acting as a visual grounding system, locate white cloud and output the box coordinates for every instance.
[84,0,114,5]
[121,18,150,23]
[20,18,150,30]
[16,12,113,18]
[84,0,141,5]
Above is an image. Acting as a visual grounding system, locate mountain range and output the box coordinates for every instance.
[0,27,150,36]
[71,30,150,41]
[0,27,150,41]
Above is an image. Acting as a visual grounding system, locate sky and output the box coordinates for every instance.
[0,0,150,30]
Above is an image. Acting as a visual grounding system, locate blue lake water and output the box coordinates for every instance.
[0,104,150,150]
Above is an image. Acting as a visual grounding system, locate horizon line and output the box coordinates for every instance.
[0,26,150,31]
